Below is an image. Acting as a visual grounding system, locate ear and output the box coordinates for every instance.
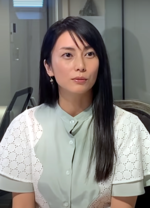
[43,59,54,77]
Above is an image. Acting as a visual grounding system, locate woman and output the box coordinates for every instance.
[0,16,150,208]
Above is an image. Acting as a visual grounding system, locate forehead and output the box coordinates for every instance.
[53,31,88,49]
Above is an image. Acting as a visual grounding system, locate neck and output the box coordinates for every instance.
[58,90,93,117]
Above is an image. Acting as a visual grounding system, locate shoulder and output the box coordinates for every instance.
[10,103,55,125]
[1,104,55,146]
[113,105,149,148]
[113,106,150,184]
[114,105,142,131]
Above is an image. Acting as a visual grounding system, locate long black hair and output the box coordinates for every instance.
[39,16,115,182]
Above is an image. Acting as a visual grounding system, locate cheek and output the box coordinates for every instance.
[87,63,99,88]
[52,59,71,84]
[89,61,99,81]
[91,71,99,87]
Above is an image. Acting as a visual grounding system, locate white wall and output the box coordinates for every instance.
[27,21,40,103]
[124,0,150,103]
[69,0,105,17]
[62,0,69,18]
[28,13,47,103]
[27,1,47,103]
[61,0,105,18]
[0,0,11,105]
[9,0,29,97]
[104,0,122,99]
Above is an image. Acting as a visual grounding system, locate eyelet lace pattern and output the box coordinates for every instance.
[0,108,49,208]
[113,106,150,183]
[89,106,150,208]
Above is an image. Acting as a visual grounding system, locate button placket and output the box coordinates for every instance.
[62,119,76,208]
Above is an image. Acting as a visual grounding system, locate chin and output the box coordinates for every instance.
[70,88,92,95]
[59,85,93,96]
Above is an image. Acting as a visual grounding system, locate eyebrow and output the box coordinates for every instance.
[60,45,93,51]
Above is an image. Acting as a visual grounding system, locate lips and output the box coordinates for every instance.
[72,77,87,80]
[72,77,87,84]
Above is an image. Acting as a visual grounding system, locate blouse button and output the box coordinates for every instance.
[69,140,73,145]
[70,120,75,124]
[63,202,69,207]
[66,170,70,175]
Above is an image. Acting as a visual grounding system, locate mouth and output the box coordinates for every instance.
[72,77,87,84]
[72,77,87,80]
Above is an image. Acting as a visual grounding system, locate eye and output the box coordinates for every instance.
[62,53,73,58]
[85,51,96,58]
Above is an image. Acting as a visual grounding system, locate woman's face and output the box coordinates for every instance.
[45,31,99,96]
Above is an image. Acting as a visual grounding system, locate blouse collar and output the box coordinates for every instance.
[55,103,93,135]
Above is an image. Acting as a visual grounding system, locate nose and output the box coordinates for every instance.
[75,57,86,72]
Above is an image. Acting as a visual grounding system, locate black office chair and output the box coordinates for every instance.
[27,96,37,109]
[114,100,150,208]
[0,87,33,208]
[0,87,33,142]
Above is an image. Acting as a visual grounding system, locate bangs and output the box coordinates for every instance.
[68,30,87,49]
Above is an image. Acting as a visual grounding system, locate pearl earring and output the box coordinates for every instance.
[50,77,54,84]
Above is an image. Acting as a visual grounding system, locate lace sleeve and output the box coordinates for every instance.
[113,112,150,186]
[0,111,34,183]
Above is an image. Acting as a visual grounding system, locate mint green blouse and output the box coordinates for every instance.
[0,104,150,208]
